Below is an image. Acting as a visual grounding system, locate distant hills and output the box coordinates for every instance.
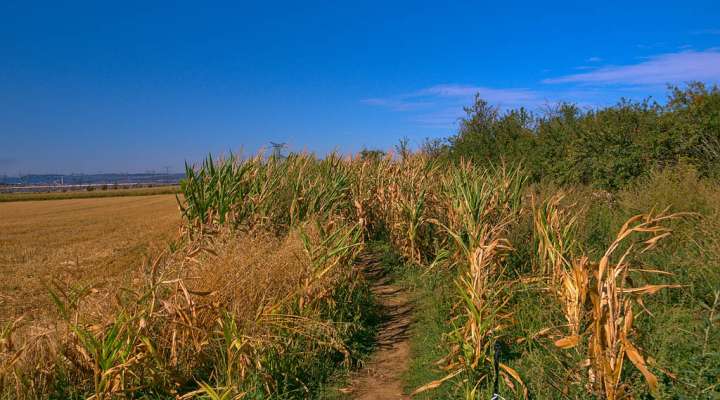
[0,173,186,186]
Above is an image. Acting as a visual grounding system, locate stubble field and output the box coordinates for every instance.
[0,194,180,323]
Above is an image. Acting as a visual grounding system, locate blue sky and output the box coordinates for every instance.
[1,1,720,175]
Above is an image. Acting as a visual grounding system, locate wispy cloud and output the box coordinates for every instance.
[692,28,720,35]
[362,84,549,127]
[417,84,543,107]
[364,84,545,111]
[363,49,720,131]
[360,98,433,111]
[409,109,467,128]
[361,83,625,128]
[636,42,667,50]
[361,84,572,128]
[543,50,720,85]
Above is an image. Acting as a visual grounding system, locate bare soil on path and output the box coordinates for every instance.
[348,254,413,400]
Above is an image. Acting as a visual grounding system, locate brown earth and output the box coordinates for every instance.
[0,185,180,202]
[0,194,181,322]
[347,254,413,400]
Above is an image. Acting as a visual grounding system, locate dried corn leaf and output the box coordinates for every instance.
[554,335,580,349]
[410,369,462,396]
[499,362,528,399]
[622,336,659,395]
[621,284,683,295]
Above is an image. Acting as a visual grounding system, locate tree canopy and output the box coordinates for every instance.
[434,83,720,190]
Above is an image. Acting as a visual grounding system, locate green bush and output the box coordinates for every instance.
[442,83,720,191]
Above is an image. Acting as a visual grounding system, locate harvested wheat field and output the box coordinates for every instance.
[0,195,180,323]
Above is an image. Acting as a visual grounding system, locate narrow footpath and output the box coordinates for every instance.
[347,253,413,400]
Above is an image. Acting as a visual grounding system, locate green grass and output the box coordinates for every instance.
[0,185,180,202]
[365,244,459,399]
[402,271,458,399]
[391,165,720,399]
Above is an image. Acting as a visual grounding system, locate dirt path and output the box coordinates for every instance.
[348,254,413,400]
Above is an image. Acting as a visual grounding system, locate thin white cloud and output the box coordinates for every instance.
[361,83,618,121]
[586,57,603,62]
[410,108,466,128]
[543,50,720,85]
[360,98,433,111]
[362,49,720,131]
[692,29,720,35]
[362,84,550,128]
[636,42,667,50]
[417,84,543,106]
[364,84,547,113]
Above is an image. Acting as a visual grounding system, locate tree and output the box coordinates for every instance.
[440,83,720,190]
[359,148,386,161]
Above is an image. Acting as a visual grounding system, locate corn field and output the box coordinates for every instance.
[1,151,717,399]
